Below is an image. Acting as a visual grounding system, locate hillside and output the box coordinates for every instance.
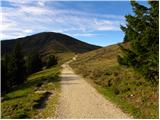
[1,32,101,58]
[2,66,61,118]
[70,43,158,119]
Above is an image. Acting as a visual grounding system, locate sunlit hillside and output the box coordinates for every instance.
[70,43,158,118]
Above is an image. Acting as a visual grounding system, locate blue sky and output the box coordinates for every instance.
[1,0,149,46]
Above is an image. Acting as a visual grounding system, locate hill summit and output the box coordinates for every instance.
[1,32,101,56]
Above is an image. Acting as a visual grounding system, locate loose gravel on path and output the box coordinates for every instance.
[55,61,131,119]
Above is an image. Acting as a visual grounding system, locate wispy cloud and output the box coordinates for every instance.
[72,33,97,37]
[37,1,45,6]
[1,1,125,40]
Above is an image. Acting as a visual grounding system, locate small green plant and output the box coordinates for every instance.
[113,87,120,95]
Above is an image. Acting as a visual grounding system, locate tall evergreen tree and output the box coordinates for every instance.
[26,52,43,74]
[1,43,26,93]
[118,1,159,84]
[1,55,10,93]
[46,55,57,68]
[8,43,27,85]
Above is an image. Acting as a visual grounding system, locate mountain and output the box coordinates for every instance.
[1,32,101,57]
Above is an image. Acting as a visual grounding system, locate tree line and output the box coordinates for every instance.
[118,1,158,85]
[1,43,58,93]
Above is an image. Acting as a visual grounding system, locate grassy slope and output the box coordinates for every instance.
[1,50,75,119]
[1,66,60,119]
[56,52,75,65]
[70,44,159,119]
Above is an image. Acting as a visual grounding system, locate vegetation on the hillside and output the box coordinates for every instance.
[118,1,159,84]
[1,66,60,118]
[56,52,75,65]
[70,44,158,118]
[2,43,27,93]
[1,41,61,118]
[2,43,57,94]
[1,37,75,118]
[1,41,62,118]
[46,55,58,68]
[26,52,43,74]
[1,33,100,85]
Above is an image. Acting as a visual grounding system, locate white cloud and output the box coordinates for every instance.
[6,0,30,4]
[0,22,16,31]
[23,29,33,33]
[93,20,121,31]
[1,1,124,40]
[37,1,45,6]
[19,6,52,15]
[72,33,96,37]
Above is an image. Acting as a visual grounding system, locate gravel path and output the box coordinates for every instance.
[55,60,131,119]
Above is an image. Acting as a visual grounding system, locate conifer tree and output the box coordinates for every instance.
[46,55,57,68]
[1,55,10,92]
[9,43,27,85]
[118,1,159,84]
[26,52,43,74]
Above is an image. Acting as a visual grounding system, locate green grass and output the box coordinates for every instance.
[1,66,61,119]
[95,85,137,117]
[94,80,158,118]
[70,43,159,119]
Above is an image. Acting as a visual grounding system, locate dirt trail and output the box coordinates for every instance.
[55,59,131,119]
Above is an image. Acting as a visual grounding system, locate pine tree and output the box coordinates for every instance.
[46,55,57,68]
[8,43,27,85]
[1,55,10,93]
[118,1,159,84]
[26,52,43,74]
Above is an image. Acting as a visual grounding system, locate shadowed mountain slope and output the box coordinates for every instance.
[1,32,101,57]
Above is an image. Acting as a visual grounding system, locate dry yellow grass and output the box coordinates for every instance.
[70,44,159,119]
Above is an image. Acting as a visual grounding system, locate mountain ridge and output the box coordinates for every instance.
[1,32,101,57]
